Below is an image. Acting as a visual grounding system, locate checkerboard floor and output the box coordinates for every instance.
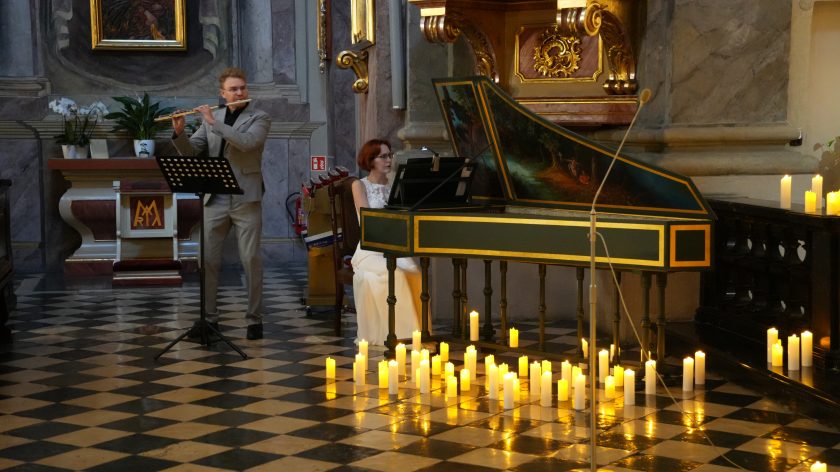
[2,265,839,471]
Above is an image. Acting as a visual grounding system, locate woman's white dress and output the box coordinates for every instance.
[351,177,422,345]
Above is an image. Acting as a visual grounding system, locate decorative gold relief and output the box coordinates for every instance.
[336,49,370,93]
[317,0,330,74]
[532,26,582,78]
[351,0,375,45]
[417,14,497,81]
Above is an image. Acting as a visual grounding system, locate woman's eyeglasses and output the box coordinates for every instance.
[375,152,394,160]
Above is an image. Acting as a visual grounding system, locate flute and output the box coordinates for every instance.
[154,99,253,122]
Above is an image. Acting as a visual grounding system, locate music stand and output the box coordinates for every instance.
[387,157,477,210]
[154,156,247,360]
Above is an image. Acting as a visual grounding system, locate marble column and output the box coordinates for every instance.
[239,0,275,87]
[0,0,49,98]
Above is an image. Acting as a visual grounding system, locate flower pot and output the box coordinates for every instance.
[133,139,155,158]
[61,144,89,159]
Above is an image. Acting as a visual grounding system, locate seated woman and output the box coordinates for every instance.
[351,139,422,345]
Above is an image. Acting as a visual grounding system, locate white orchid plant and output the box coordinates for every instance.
[48,98,109,146]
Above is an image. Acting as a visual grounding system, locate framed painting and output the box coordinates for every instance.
[350,0,375,45]
[90,0,186,51]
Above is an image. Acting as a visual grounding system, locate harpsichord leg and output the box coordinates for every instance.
[613,271,622,363]
[420,257,431,341]
[656,272,668,363]
[460,259,468,340]
[500,261,508,343]
[641,272,652,362]
[539,264,547,351]
[452,259,461,337]
[385,255,397,358]
[482,260,495,341]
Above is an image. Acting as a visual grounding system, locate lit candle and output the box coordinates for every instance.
[805,190,817,214]
[419,359,430,394]
[605,375,615,399]
[488,363,499,399]
[325,357,335,381]
[694,351,705,386]
[358,339,368,370]
[509,328,519,348]
[581,338,589,359]
[624,369,635,405]
[396,343,406,376]
[355,353,366,386]
[812,174,823,210]
[466,345,477,381]
[518,355,529,379]
[598,349,609,384]
[503,372,515,409]
[469,310,479,341]
[542,360,552,374]
[767,327,778,364]
[788,334,800,371]
[572,365,582,385]
[614,365,624,387]
[421,348,429,362]
[431,355,441,377]
[485,354,495,385]
[460,368,470,392]
[557,378,569,402]
[439,341,449,363]
[445,361,455,380]
[573,373,585,410]
[828,192,839,216]
[412,330,421,352]
[772,340,783,367]
[802,330,813,367]
[410,350,420,384]
[388,360,398,394]
[682,357,694,392]
[540,371,552,406]
[446,375,457,398]
[780,175,791,209]
[561,360,571,382]
[811,461,827,472]
[645,360,656,395]
[530,361,541,398]
[498,363,509,387]
[378,360,388,389]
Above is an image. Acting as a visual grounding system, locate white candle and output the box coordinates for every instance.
[557,378,569,402]
[466,346,477,381]
[645,360,656,395]
[788,334,800,371]
[460,368,470,392]
[445,361,454,381]
[488,363,499,399]
[614,365,624,387]
[325,357,335,380]
[561,360,571,382]
[772,340,783,367]
[811,460,827,472]
[695,351,705,386]
[605,375,615,399]
[421,348,429,362]
[581,338,589,359]
[431,355,441,377]
[598,349,609,384]
[530,361,541,398]
[574,373,585,410]
[355,353,366,386]
[419,359,430,394]
[388,360,398,394]
[498,363,508,386]
[682,357,694,392]
[767,327,778,363]
[503,372,515,409]
[412,330,421,352]
[802,330,813,367]
[812,174,823,210]
[518,355,529,379]
[378,360,388,389]
[509,328,519,347]
[484,354,495,384]
[805,191,817,214]
[542,360,552,374]
[469,310,479,341]
[780,175,791,209]
[410,350,420,385]
[446,375,457,398]
[572,365,582,385]
[540,371,552,406]
[828,192,839,215]
[439,341,449,363]
[358,339,368,369]
[513,377,521,403]
[624,369,635,405]
[396,343,406,376]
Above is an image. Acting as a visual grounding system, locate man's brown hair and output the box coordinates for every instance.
[219,67,247,88]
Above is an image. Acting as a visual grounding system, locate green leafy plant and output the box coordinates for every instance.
[104,93,175,140]
[49,98,108,146]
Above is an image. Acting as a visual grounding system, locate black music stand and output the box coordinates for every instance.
[154,156,247,360]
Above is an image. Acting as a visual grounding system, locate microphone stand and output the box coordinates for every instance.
[587,90,651,471]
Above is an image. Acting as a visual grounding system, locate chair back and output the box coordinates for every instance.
[328,177,360,275]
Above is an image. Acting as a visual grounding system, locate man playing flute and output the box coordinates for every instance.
[171,67,271,341]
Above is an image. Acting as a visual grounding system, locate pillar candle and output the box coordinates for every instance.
[503,372,515,409]
[827,192,839,215]
[469,310,479,341]
[811,461,827,472]
[614,365,624,387]
[540,371,552,406]
[530,361,541,397]
[412,330,421,352]
[542,360,552,374]
[485,355,495,384]
[378,360,388,389]
[605,375,615,399]
[518,355,529,379]
[767,327,778,364]
[439,341,449,363]
[509,328,519,348]
[446,375,457,398]
[325,357,335,381]
[466,346,477,381]
[561,360,572,382]
[498,363,509,387]
[598,349,609,384]
[396,343,406,376]
[802,330,813,367]
[421,348,429,362]
[682,357,694,392]
[355,353,366,386]
[513,377,521,403]
[557,378,569,402]
[695,351,705,385]
[431,355,441,376]
[410,350,420,383]
[788,334,800,371]
[445,361,455,381]
[574,373,585,410]
[581,338,589,359]
[780,175,791,209]
[772,341,783,367]
[805,191,817,214]
[419,359,430,394]
[572,366,582,386]
[460,369,470,392]
[488,363,499,399]
[645,360,656,395]
[812,174,823,210]
[388,360,398,394]
[358,339,368,370]
[624,369,635,406]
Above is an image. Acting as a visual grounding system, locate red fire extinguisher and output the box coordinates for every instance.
[294,196,306,235]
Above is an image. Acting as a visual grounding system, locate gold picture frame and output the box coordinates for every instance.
[351,0,375,45]
[90,0,186,51]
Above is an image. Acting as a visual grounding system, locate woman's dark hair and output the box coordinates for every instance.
[356,138,391,171]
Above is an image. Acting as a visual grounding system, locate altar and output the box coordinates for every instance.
[48,158,201,276]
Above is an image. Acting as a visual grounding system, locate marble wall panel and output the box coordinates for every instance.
[329,1,357,169]
[637,0,674,128]
[0,140,43,258]
[262,138,291,238]
[272,0,297,84]
[670,0,790,124]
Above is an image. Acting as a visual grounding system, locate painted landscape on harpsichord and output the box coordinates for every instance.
[480,82,704,214]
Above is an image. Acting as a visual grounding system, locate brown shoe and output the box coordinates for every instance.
[246,323,263,340]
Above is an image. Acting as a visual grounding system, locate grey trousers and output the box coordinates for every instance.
[202,194,263,325]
